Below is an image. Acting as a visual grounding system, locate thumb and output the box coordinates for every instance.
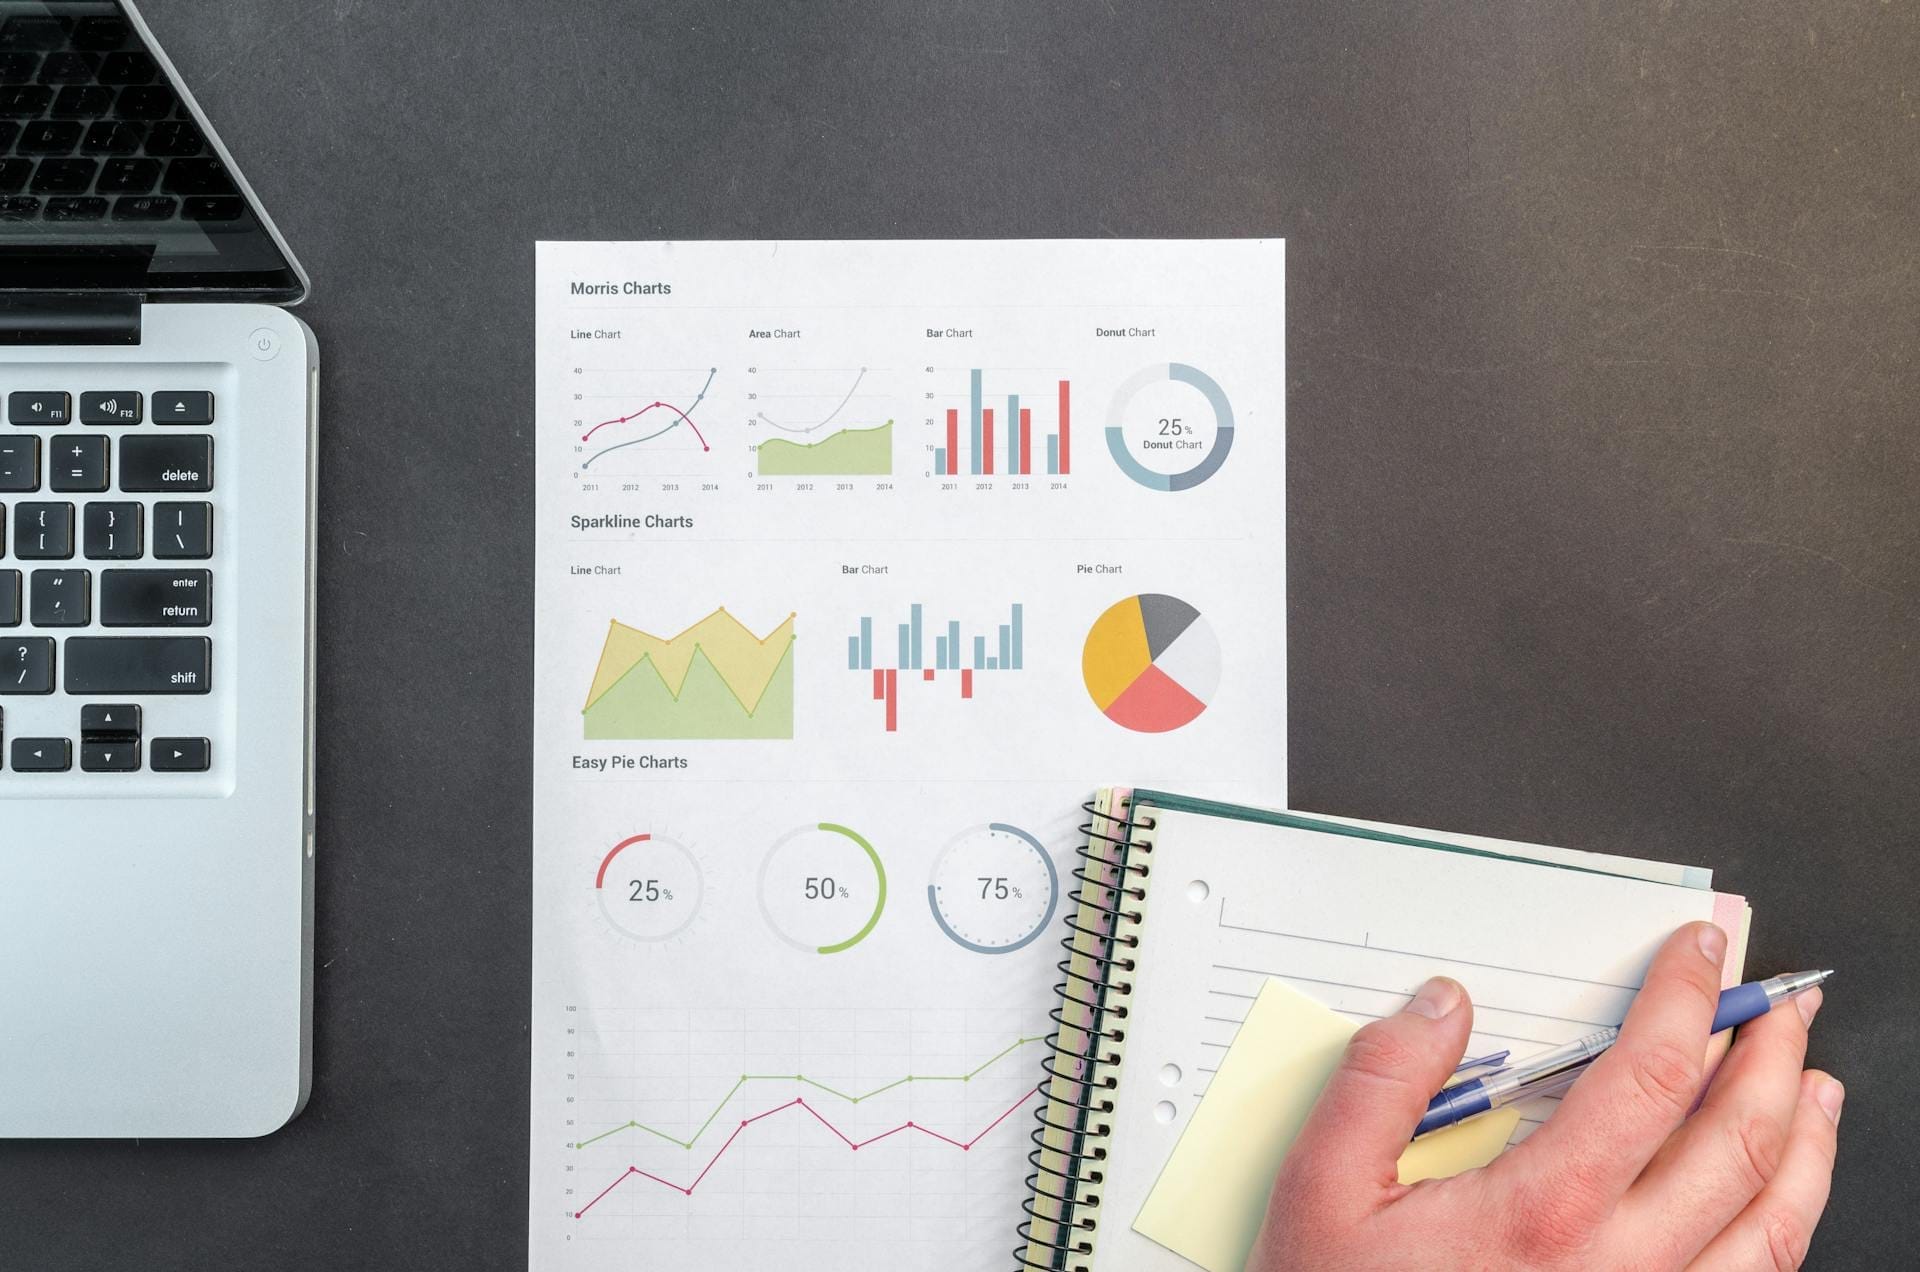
[1286,977,1476,1200]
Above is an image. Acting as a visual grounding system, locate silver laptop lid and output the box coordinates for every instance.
[0,0,307,302]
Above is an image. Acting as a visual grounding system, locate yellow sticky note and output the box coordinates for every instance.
[1133,980,1521,1272]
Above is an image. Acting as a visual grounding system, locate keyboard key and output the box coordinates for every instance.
[119,436,211,492]
[97,51,155,85]
[101,569,209,627]
[0,436,37,491]
[29,569,90,627]
[181,196,244,222]
[0,570,17,627]
[0,637,55,694]
[0,196,41,220]
[81,703,140,740]
[36,52,98,84]
[13,502,73,558]
[51,86,115,118]
[0,156,27,193]
[144,120,203,155]
[161,157,235,197]
[49,435,108,492]
[64,636,210,695]
[9,391,70,425]
[96,156,157,193]
[112,194,175,221]
[17,120,82,154]
[43,195,108,221]
[151,737,209,772]
[0,16,66,51]
[83,502,141,559]
[80,119,142,152]
[152,502,211,559]
[81,741,139,773]
[79,391,141,425]
[0,85,52,116]
[0,53,37,83]
[114,85,174,119]
[29,156,98,194]
[72,16,130,51]
[11,738,70,771]
[151,391,214,425]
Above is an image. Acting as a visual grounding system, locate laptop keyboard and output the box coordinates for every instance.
[0,11,241,224]
[1,380,217,779]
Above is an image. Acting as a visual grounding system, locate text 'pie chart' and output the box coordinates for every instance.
[1081,593,1220,733]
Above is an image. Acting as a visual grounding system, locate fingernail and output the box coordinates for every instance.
[1816,1077,1844,1125]
[1406,977,1462,1020]
[1795,985,1823,1027]
[1696,923,1727,964]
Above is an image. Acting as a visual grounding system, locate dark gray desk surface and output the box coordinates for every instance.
[4,2,1916,1268]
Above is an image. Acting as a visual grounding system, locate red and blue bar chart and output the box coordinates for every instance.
[847,602,1025,731]
[935,370,1071,477]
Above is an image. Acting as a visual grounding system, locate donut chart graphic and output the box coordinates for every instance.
[1081,593,1220,733]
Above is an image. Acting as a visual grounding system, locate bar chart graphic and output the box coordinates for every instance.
[933,369,1072,477]
[583,609,796,739]
[846,601,1026,731]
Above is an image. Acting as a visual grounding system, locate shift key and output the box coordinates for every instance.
[64,636,210,694]
[120,435,213,492]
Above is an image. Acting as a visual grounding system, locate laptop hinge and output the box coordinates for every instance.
[0,293,142,346]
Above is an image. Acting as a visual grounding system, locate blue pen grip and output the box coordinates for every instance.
[1711,982,1770,1033]
[1415,1079,1491,1138]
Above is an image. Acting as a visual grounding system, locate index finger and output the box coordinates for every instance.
[1503,922,1727,1209]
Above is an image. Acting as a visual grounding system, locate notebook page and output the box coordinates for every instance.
[1095,807,1735,1271]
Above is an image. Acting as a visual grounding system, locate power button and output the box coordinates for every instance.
[248,326,281,361]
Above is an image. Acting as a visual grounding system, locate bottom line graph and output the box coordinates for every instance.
[573,1083,1044,1215]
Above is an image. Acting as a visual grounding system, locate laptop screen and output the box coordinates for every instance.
[0,0,305,300]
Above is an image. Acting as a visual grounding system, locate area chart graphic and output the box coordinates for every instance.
[756,421,893,476]
[1081,593,1221,732]
[583,608,795,739]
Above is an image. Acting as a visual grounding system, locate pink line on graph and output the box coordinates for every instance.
[572,1083,1044,1217]
[579,399,710,450]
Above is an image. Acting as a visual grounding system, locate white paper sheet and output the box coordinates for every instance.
[529,240,1288,1270]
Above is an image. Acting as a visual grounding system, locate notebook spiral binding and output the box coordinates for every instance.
[1013,791,1156,1272]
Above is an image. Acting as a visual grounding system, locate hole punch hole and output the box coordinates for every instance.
[1158,1062,1182,1087]
[1187,879,1210,903]
[1152,1100,1177,1125]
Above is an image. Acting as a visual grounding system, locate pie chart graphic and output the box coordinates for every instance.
[1081,594,1220,733]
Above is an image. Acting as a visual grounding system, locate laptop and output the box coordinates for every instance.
[0,0,315,1137]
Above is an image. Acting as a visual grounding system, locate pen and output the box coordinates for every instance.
[1413,969,1832,1139]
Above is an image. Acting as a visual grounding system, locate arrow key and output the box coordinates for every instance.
[81,702,140,742]
[150,736,208,772]
[81,740,139,772]
[11,737,71,772]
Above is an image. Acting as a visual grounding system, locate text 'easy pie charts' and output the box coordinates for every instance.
[1081,594,1221,733]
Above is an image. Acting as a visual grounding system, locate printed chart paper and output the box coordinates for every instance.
[530,240,1287,1270]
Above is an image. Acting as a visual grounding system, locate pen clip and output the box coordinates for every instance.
[1452,1050,1510,1078]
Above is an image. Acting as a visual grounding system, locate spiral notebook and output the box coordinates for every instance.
[1016,788,1749,1271]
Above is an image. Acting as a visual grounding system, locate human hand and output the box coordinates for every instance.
[1249,924,1840,1270]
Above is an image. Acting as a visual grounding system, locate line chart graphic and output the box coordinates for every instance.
[573,1083,1043,1213]
[583,608,796,739]
[570,1033,1042,1153]
[576,367,717,473]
